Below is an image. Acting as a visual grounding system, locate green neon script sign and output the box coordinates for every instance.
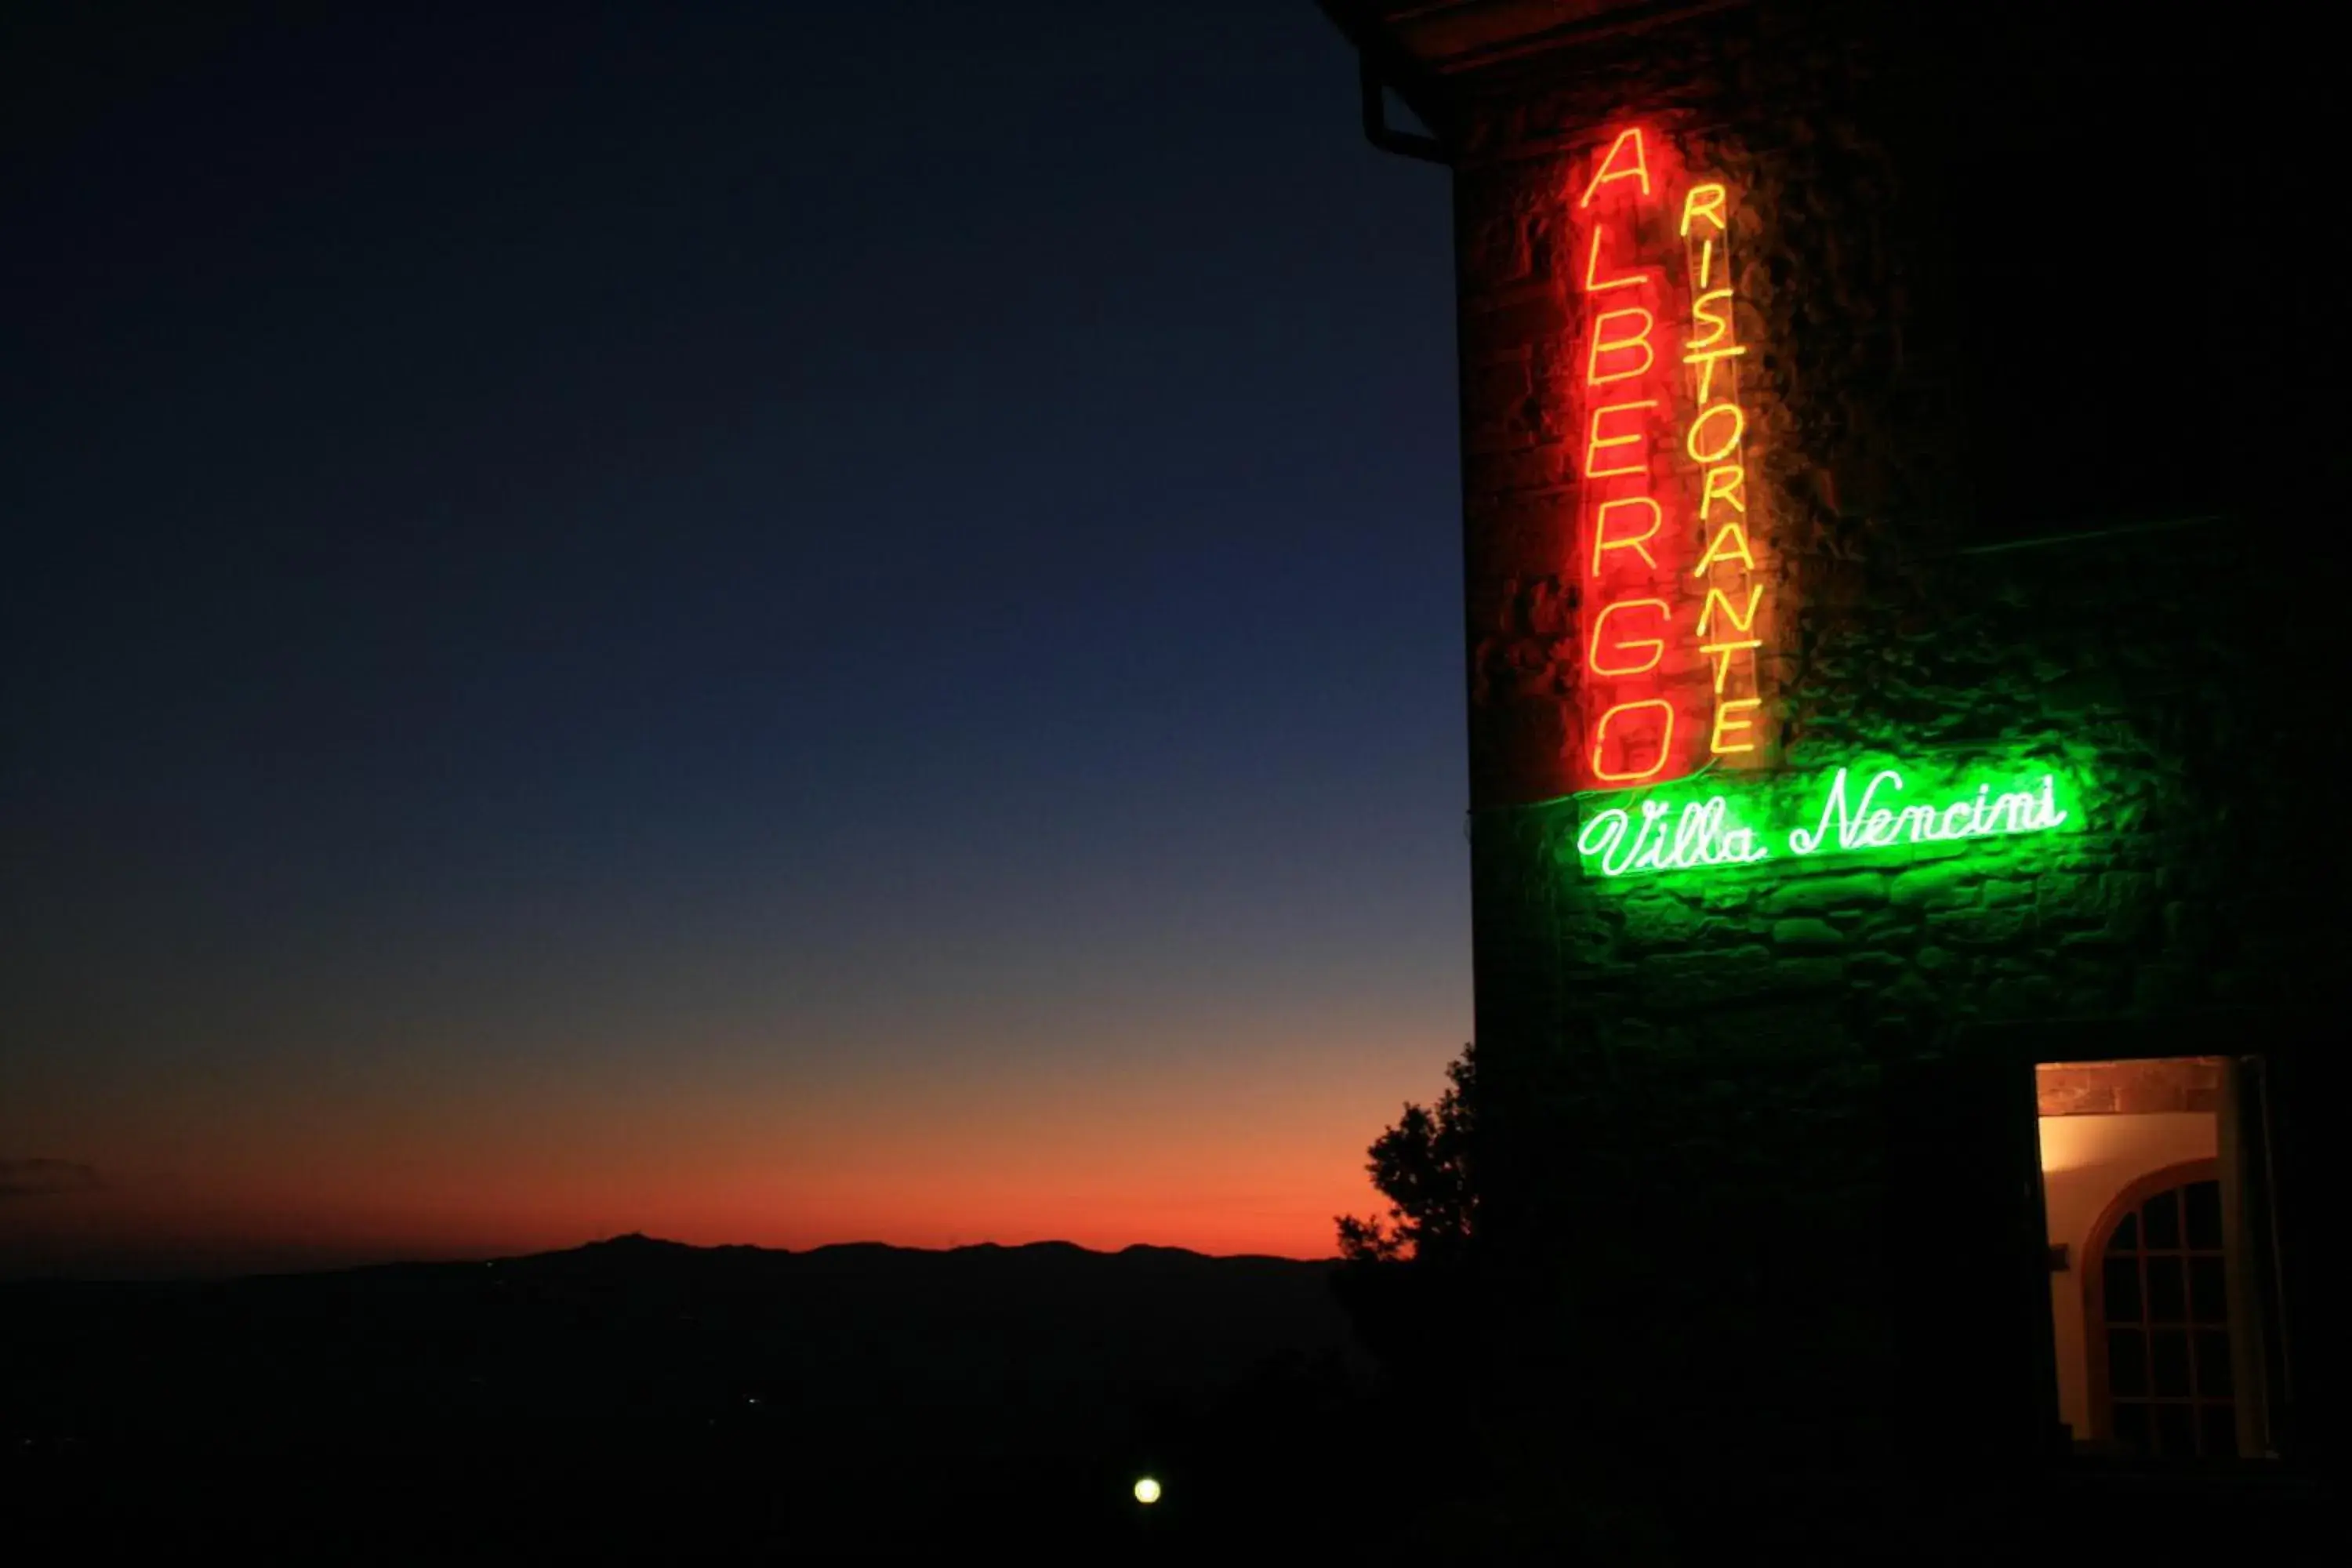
[1573,764,2074,880]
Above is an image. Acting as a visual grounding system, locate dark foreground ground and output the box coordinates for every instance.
[4,1236,2331,1562]
[0,1235,1384,1559]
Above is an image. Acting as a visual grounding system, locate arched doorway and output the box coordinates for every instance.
[2083,1158,2235,1457]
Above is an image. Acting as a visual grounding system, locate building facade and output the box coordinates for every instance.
[1320,1,2335,1555]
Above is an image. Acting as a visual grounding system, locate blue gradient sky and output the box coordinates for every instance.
[0,1,1466,1275]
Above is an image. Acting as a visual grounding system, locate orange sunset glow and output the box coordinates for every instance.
[4,1011,1462,1275]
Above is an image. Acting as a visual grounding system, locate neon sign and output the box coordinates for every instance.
[1569,126,1770,789]
[1572,763,2079,880]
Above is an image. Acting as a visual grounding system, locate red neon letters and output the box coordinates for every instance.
[1584,400,1657,480]
[1588,597,1671,677]
[1568,129,1771,787]
[1591,496,1663,574]
[1592,699,1675,782]
[1587,307,1657,386]
[1579,128,1653,207]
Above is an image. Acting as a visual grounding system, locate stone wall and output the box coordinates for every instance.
[1437,1,2339,1546]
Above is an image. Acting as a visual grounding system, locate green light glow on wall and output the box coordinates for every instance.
[1572,760,2081,882]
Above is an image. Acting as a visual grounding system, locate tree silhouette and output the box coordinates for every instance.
[1334,1041,1476,1265]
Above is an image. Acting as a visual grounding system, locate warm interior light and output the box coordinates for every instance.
[1133,1477,1163,1505]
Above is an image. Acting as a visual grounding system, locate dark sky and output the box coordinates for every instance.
[0,2,1465,1274]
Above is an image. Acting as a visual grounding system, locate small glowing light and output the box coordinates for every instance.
[1133,1477,1162,1505]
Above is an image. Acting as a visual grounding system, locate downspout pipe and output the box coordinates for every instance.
[1357,49,1449,164]
[1314,2,1454,165]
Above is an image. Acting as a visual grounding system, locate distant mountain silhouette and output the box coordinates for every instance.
[1,1237,1374,1556]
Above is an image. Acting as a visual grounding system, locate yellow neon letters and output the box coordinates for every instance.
[1696,583,1762,636]
[1698,464,1745,521]
[1569,140,1773,788]
[1583,225,1643,293]
[1708,696,1762,754]
[1686,401,1745,465]
[1592,699,1675,783]
[1586,307,1657,386]
[1584,400,1657,478]
[1698,638,1762,692]
[1679,182,1727,238]
[1588,597,1671,677]
[1693,523,1757,574]
[1580,128,1652,207]
[1687,289,1736,350]
[1591,496,1664,574]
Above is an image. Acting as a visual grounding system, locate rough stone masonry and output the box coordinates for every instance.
[1382,0,2343,1541]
